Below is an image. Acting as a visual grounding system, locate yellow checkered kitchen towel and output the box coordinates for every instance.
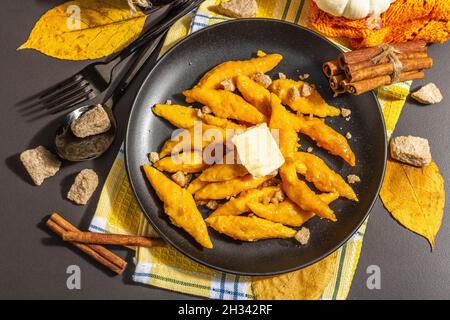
[89,0,411,300]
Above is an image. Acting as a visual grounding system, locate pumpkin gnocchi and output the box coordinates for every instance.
[292,152,358,201]
[194,174,273,201]
[235,75,272,116]
[269,78,340,117]
[153,151,208,173]
[280,159,336,222]
[143,51,358,248]
[206,215,296,241]
[152,104,199,129]
[248,192,339,227]
[183,88,268,124]
[143,165,213,249]
[194,53,283,90]
[268,93,300,157]
[198,163,248,182]
[209,187,280,218]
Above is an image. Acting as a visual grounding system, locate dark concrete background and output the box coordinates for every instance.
[1,0,449,300]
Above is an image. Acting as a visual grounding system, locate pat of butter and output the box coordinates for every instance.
[232,123,285,177]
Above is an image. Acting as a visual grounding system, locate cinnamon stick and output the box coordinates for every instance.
[322,60,342,77]
[330,74,346,90]
[63,231,166,248]
[338,40,427,66]
[47,213,127,275]
[344,70,425,95]
[329,74,346,96]
[345,52,429,75]
[347,57,433,82]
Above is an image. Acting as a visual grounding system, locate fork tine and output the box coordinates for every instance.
[40,80,89,107]
[39,78,87,104]
[22,80,84,110]
[43,83,92,110]
[48,91,93,114]
[25,93,91,119]
[38,74,83,99]
[17,74,83,106]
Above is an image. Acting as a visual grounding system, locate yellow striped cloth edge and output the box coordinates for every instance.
[89,0,410,300]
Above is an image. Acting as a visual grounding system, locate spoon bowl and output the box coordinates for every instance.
[52,2,184,161]
[54,100,117,161]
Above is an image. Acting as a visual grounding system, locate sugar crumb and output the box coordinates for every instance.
[341,108,352,118]
[205,200,219,210]
[197,109,205,119]
[287,86,300,102]
[220,79,236,92]
[148,152,160,164]
[202,106,212,114]
[347,174,361,184]
[299,73,310,80]
[278,72,286,80]
[301,83,312,97]
[252,72,272,88]
[171,171,191,188]
[295,227,310,245]
[270,190,285,205]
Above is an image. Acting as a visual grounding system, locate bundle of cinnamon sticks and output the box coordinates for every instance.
[46,213,165,275]
[323,41,432,96]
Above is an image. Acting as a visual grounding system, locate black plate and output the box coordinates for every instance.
[125,19,387,276]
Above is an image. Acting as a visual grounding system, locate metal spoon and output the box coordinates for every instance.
[54,33,165,162]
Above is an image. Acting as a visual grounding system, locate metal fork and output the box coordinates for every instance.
[22,0,201,114]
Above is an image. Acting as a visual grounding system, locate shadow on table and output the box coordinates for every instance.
[3,115,78,184]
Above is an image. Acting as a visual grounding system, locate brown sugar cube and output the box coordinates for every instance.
[171,171,191,188]
[252,72,272,88]
[220,79,236,92]
[411,83,443,105]
[148,152,160,164]
[295,227,310,245]
[20,146,61,186]
[216,0,258,18]
[70,105,111,138]
[390,135,432,167]
[67,169,99,205]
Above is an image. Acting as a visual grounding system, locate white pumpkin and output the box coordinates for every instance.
[314,0,396,19]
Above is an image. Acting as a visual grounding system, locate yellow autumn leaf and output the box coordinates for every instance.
[380,160,445,249]
[251,252,337,300]
[18,0,146,60]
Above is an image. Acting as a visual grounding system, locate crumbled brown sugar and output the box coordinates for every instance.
[67,169,99,205]
[216,0,258,18]
[20,146,61,186]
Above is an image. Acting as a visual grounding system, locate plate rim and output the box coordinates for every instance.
[125,18,387,276]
